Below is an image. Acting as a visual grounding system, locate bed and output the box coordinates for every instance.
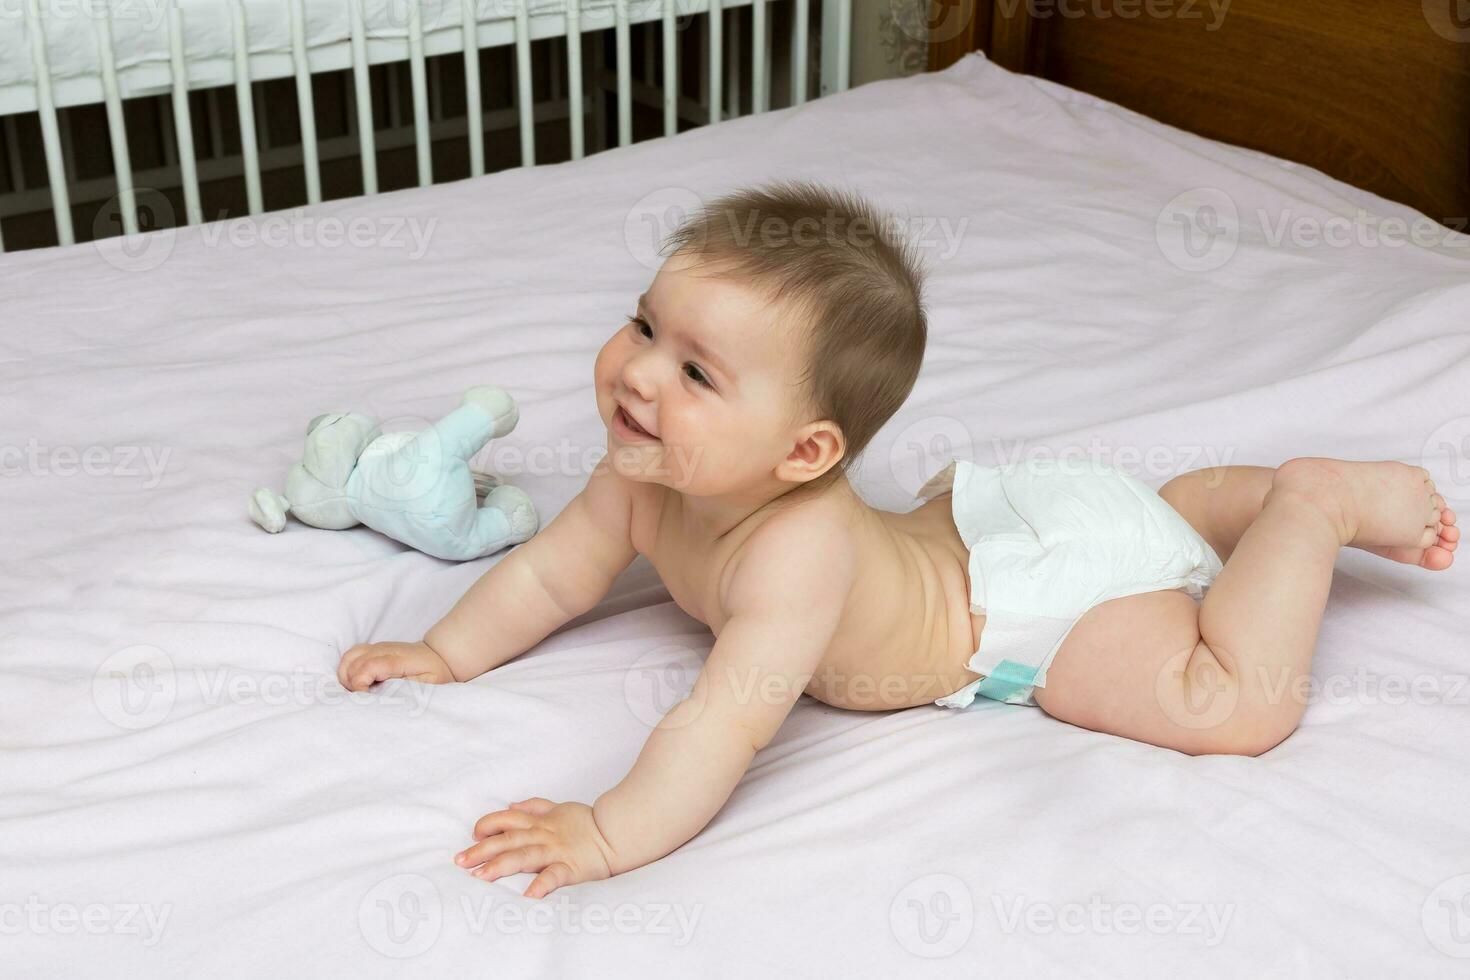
[4,47,1470,977]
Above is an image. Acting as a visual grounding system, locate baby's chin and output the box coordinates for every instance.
[603,435,717,491]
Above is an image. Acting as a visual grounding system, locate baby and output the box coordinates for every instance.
[337,179,1458,899]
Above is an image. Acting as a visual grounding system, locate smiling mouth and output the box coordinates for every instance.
[615,404,658,440]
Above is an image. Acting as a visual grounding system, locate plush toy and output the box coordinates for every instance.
[248,386,539,561]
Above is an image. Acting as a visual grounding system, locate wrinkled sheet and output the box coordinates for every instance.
[3,52,1470,978]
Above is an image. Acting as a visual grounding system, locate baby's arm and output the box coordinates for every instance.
[454,513,857,896]
[339,461,637,689]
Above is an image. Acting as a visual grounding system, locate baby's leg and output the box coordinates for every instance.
[1034,459,1456,756]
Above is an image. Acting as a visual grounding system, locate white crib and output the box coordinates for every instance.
[0,0,853,251]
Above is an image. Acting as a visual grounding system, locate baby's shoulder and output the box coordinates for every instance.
[721,494,860,609]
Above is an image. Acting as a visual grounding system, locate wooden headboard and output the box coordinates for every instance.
[929,0,1470,228]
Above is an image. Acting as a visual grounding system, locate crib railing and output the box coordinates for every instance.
[0,0,852,252]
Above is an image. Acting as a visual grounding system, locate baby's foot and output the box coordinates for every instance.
[1271,458,1458,571]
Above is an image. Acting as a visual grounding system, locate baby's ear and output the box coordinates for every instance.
[783,421,844,481]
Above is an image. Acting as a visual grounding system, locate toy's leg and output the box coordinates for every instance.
[452,485,540,558]
[430,388,518,461]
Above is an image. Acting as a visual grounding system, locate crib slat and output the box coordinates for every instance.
[662,0,677,136]
[791,0,808,105]
[345,0,377,194]
[461,0,484,177]
[566,0,584,159]
[726,6,740,117]
[514,0,535,165]
[167,0,203,226]
[94,5,137,235]
[614,0,631,146]
[707,0,722,124]
[229,0,264,213]
[23,0,73,245]
[289,0,322,203]
[407,0,432,185]
[752,0,766,113]
[820,0,850,95]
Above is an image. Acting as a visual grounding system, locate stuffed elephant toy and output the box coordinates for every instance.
[248,386,539,560]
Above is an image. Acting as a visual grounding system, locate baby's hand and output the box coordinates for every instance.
[455,798,616,899]
[337,640,456,690]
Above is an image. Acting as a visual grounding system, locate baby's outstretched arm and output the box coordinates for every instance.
[455,515,857,897]
[339,461,637,689]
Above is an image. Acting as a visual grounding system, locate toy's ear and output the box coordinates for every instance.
[307,413,334,436]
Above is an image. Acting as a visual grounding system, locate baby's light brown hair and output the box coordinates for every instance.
[660,178,928,491]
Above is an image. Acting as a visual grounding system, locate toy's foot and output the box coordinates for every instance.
[487,484,539,545]
[249,487,290,533]
[463,386,519,438]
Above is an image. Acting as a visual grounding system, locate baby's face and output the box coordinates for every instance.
[594,251,809,494]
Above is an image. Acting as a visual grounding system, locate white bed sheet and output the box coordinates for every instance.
[4,52,1470,978]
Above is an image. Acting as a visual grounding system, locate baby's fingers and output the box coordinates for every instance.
[525,862,575,899]
[336,644,371,689]
[344,652,407,691]
[473,809,534,840]
[456,828,536,868]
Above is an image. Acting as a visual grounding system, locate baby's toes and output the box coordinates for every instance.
[1423,543,1455,571]
[1440,523,1460,550]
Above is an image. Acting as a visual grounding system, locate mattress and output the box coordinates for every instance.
[3,52,1469,977]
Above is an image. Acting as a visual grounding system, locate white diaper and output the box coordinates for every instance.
[917,457,1224,708]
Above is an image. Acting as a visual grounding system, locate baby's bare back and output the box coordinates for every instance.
[629,478,983,710]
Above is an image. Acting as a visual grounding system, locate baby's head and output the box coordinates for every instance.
[594,179,927,500]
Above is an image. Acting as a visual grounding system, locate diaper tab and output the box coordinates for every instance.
[971,659,1040,705]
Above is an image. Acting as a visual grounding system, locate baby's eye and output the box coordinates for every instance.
[684,364,714,390]
[626,313,652,338]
